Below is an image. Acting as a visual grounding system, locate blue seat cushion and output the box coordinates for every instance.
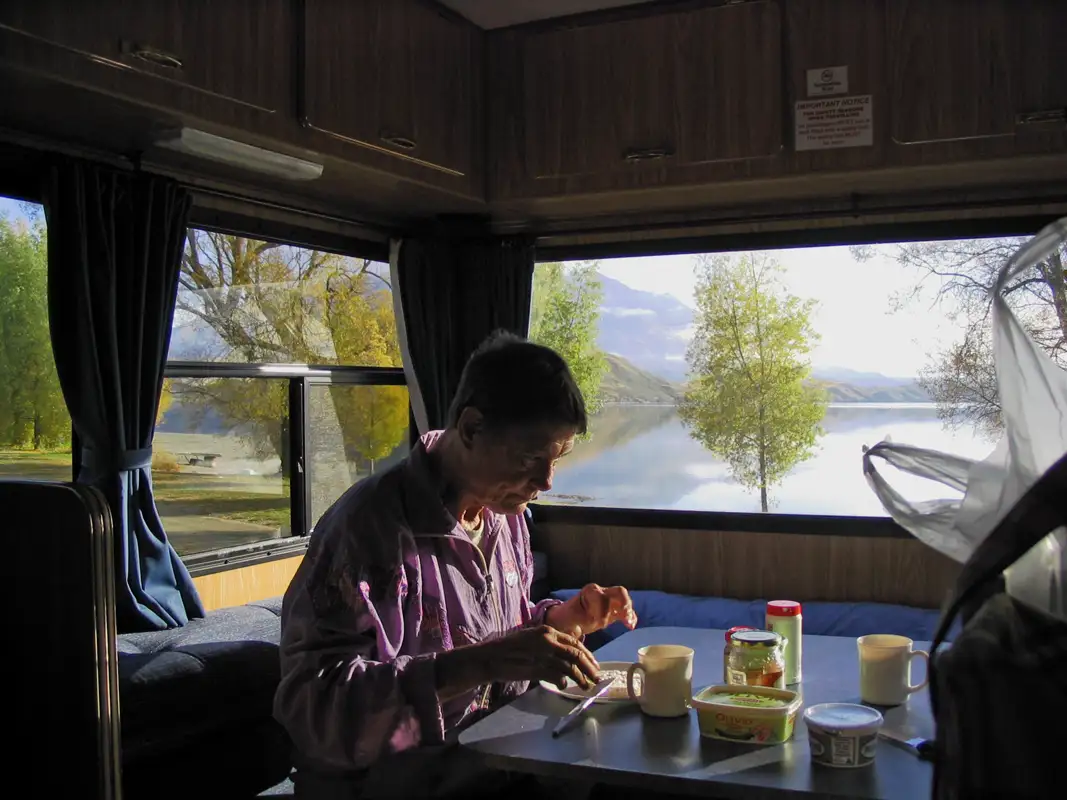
[117,596,289,793]
[550,589,952,652]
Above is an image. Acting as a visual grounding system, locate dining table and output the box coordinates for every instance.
[458,626,935,799]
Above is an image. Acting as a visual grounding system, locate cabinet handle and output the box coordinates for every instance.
[1016,109,1066,126]
[622,147,674,163]
[120,41,183,70]
[380,133,418,151]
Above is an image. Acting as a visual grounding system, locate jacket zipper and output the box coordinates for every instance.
[471,530,502,710]
[416,526,503,711]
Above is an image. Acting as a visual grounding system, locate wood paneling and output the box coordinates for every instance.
[538,523,960,610]
[193,555,303,612]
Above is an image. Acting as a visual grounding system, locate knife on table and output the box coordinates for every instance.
[879,729,935,760]
[551,677,615,738]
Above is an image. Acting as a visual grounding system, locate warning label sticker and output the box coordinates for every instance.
[795,95,873,151]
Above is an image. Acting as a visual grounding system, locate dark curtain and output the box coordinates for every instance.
[45,161,205,632]
[393,234,535,433]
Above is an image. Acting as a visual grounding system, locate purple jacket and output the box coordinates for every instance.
[274,431,561,773]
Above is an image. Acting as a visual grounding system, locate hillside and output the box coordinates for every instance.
[599,353,930,405]
[599,353,680,403]
[815,380,930,403]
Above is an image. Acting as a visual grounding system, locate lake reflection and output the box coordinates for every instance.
[546,403,998,516]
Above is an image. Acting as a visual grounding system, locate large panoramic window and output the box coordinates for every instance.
[161,229,408,557]
[531,235,1065,516]
[0,196,72,484]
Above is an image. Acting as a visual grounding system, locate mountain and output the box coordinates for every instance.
[595,273,693,383]
[599,353,680,403]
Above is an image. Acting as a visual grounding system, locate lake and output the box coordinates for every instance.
[545,403,998,516]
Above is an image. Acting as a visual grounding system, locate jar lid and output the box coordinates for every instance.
[766,600,802,617]
[730,630,782,648]
[724,625,756,642]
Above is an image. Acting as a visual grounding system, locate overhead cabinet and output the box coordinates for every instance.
[521,0,783,181]
[301,0,478,180]
[0,0,292,118]
[887,0,1067,144]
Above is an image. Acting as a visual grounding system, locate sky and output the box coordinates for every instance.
[598,245,969,378]
[2,195,976,378]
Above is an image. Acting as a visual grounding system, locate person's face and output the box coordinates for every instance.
[456,409,577,515]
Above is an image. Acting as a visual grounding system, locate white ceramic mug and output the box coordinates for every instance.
[626,644,694,717]
[857,634,930,706]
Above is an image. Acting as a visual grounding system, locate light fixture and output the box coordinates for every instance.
[153,127,324,181]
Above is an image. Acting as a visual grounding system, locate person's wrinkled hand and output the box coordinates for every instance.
[548,583,638,638]
[481,625,601,691]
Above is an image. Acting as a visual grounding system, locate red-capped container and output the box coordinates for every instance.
[766,601,802,684]
[723,625,757,683]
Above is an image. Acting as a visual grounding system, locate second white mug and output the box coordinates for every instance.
[857,634,929,706]
[626,644,694,717]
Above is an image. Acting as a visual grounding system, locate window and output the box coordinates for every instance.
[162,229,409,557]
[531,235,1065,516]
[0,196,73,484]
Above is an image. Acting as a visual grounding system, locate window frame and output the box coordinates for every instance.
[528,210,1066,537]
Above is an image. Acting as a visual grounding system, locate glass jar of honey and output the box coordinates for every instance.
[725,630,786,689]
[723,626,756,683]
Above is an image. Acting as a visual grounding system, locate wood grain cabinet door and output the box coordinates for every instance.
[1008,0,1067,138]
[522,0,782,182]
[0,0,291,116]
[522,12,680,180]
[301,0,475,178]
[674,0,783,166]
[887,0,1015,144]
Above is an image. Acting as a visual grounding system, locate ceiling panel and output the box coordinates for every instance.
[436,0,663,29]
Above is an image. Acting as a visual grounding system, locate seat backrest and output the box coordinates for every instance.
[1,480,122,800]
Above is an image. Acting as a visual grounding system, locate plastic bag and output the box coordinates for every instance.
[863,218,1067,622]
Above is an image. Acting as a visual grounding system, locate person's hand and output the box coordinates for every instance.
[485,625,601,690]
[438,625,601,694]
[547,583,637,638]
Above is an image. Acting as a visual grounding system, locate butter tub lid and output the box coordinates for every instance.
[804,703,883,731]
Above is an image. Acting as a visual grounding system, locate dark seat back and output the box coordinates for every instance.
[1,480,122,800]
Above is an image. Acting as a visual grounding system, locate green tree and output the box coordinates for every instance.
[851,238,1067,439]
[679,253,827,512]
[0,215,69,450]
[530,261,608,415]
[174,231,408,477]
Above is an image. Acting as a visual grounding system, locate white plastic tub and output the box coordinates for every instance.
[804,703,884,768]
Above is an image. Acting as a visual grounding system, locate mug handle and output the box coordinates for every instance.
[626,663,645,701]
[907,649,930,694]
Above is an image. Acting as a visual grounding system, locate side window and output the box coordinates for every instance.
[0,196,72,483]
[159,229,409,557]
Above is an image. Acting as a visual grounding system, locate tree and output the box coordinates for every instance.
[852,237,1067,439]
[679,253,827,512]
[174,231,408,476]
[0,215,69,450]
[530,261,608,415]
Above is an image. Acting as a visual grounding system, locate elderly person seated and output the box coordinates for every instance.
[276,331,637,799]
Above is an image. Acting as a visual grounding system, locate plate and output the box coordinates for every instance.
[538,661,639,703]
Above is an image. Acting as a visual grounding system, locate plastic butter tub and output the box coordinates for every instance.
[690,684,802,744]
[803,703,884,768]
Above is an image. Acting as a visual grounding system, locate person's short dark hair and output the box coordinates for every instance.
[446,330,588,436]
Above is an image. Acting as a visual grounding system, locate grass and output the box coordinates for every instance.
[0,448,290,529]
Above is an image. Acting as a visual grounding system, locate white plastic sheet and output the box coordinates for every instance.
[863,218,1067,622]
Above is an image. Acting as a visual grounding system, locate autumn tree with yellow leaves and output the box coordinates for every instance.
[172,230,408,478]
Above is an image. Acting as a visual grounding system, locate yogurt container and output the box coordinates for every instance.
[691,684,802,744]
[804,703,884,768]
